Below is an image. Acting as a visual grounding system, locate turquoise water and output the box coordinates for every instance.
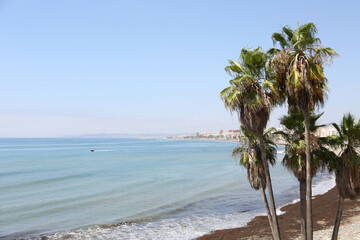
[0,138,334,240]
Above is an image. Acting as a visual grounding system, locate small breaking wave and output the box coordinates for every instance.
[34,211,262,240]
[312,174,335,196]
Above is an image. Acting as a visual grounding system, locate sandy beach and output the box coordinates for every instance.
[198,187,360,240]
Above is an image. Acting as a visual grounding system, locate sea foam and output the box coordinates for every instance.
[36,211,262,240]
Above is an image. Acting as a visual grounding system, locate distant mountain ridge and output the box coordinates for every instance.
[64,133,184,138]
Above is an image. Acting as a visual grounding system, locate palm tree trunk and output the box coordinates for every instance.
[259,136,281,240]
[331,191,344,240]
[300,180,307,240]
[260,185,274,237]
[303,107,313,240]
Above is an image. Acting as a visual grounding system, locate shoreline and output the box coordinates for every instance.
[197,186,360,240]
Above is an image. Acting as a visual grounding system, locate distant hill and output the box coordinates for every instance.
[64,133,184,139]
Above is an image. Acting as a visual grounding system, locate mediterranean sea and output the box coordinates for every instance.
[0,138,334,240]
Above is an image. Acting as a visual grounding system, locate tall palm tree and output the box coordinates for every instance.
[275,108,335,240]
[232,126,277,235]
[270,22,338,240]
[221,48,281,240]
[327,113,360,240]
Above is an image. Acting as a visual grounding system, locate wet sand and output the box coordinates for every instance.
[198,187,360,240]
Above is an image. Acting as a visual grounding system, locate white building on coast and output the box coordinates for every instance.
[315,126,338,137]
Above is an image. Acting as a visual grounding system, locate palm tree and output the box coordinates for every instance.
[270,22,338,240]
[275,108,335,240]
[221,47,281,240]
[232,126,277,235]
[327,113,360,240]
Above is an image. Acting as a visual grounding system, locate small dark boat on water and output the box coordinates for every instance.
[90,149,95,152]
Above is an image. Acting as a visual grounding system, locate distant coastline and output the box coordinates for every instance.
[60,126,336,146]
[162,135,286,145]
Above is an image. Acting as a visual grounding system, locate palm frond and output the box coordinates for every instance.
[282,26,294,42]
[272,32,288,49]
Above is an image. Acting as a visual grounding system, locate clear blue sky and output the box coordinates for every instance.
[0,0,359,137]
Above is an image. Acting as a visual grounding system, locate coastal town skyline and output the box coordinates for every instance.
[173,125,338,141]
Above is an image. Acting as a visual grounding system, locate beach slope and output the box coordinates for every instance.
[198,187,360,240]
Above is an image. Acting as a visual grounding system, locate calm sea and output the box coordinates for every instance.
[0,138,334,240]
